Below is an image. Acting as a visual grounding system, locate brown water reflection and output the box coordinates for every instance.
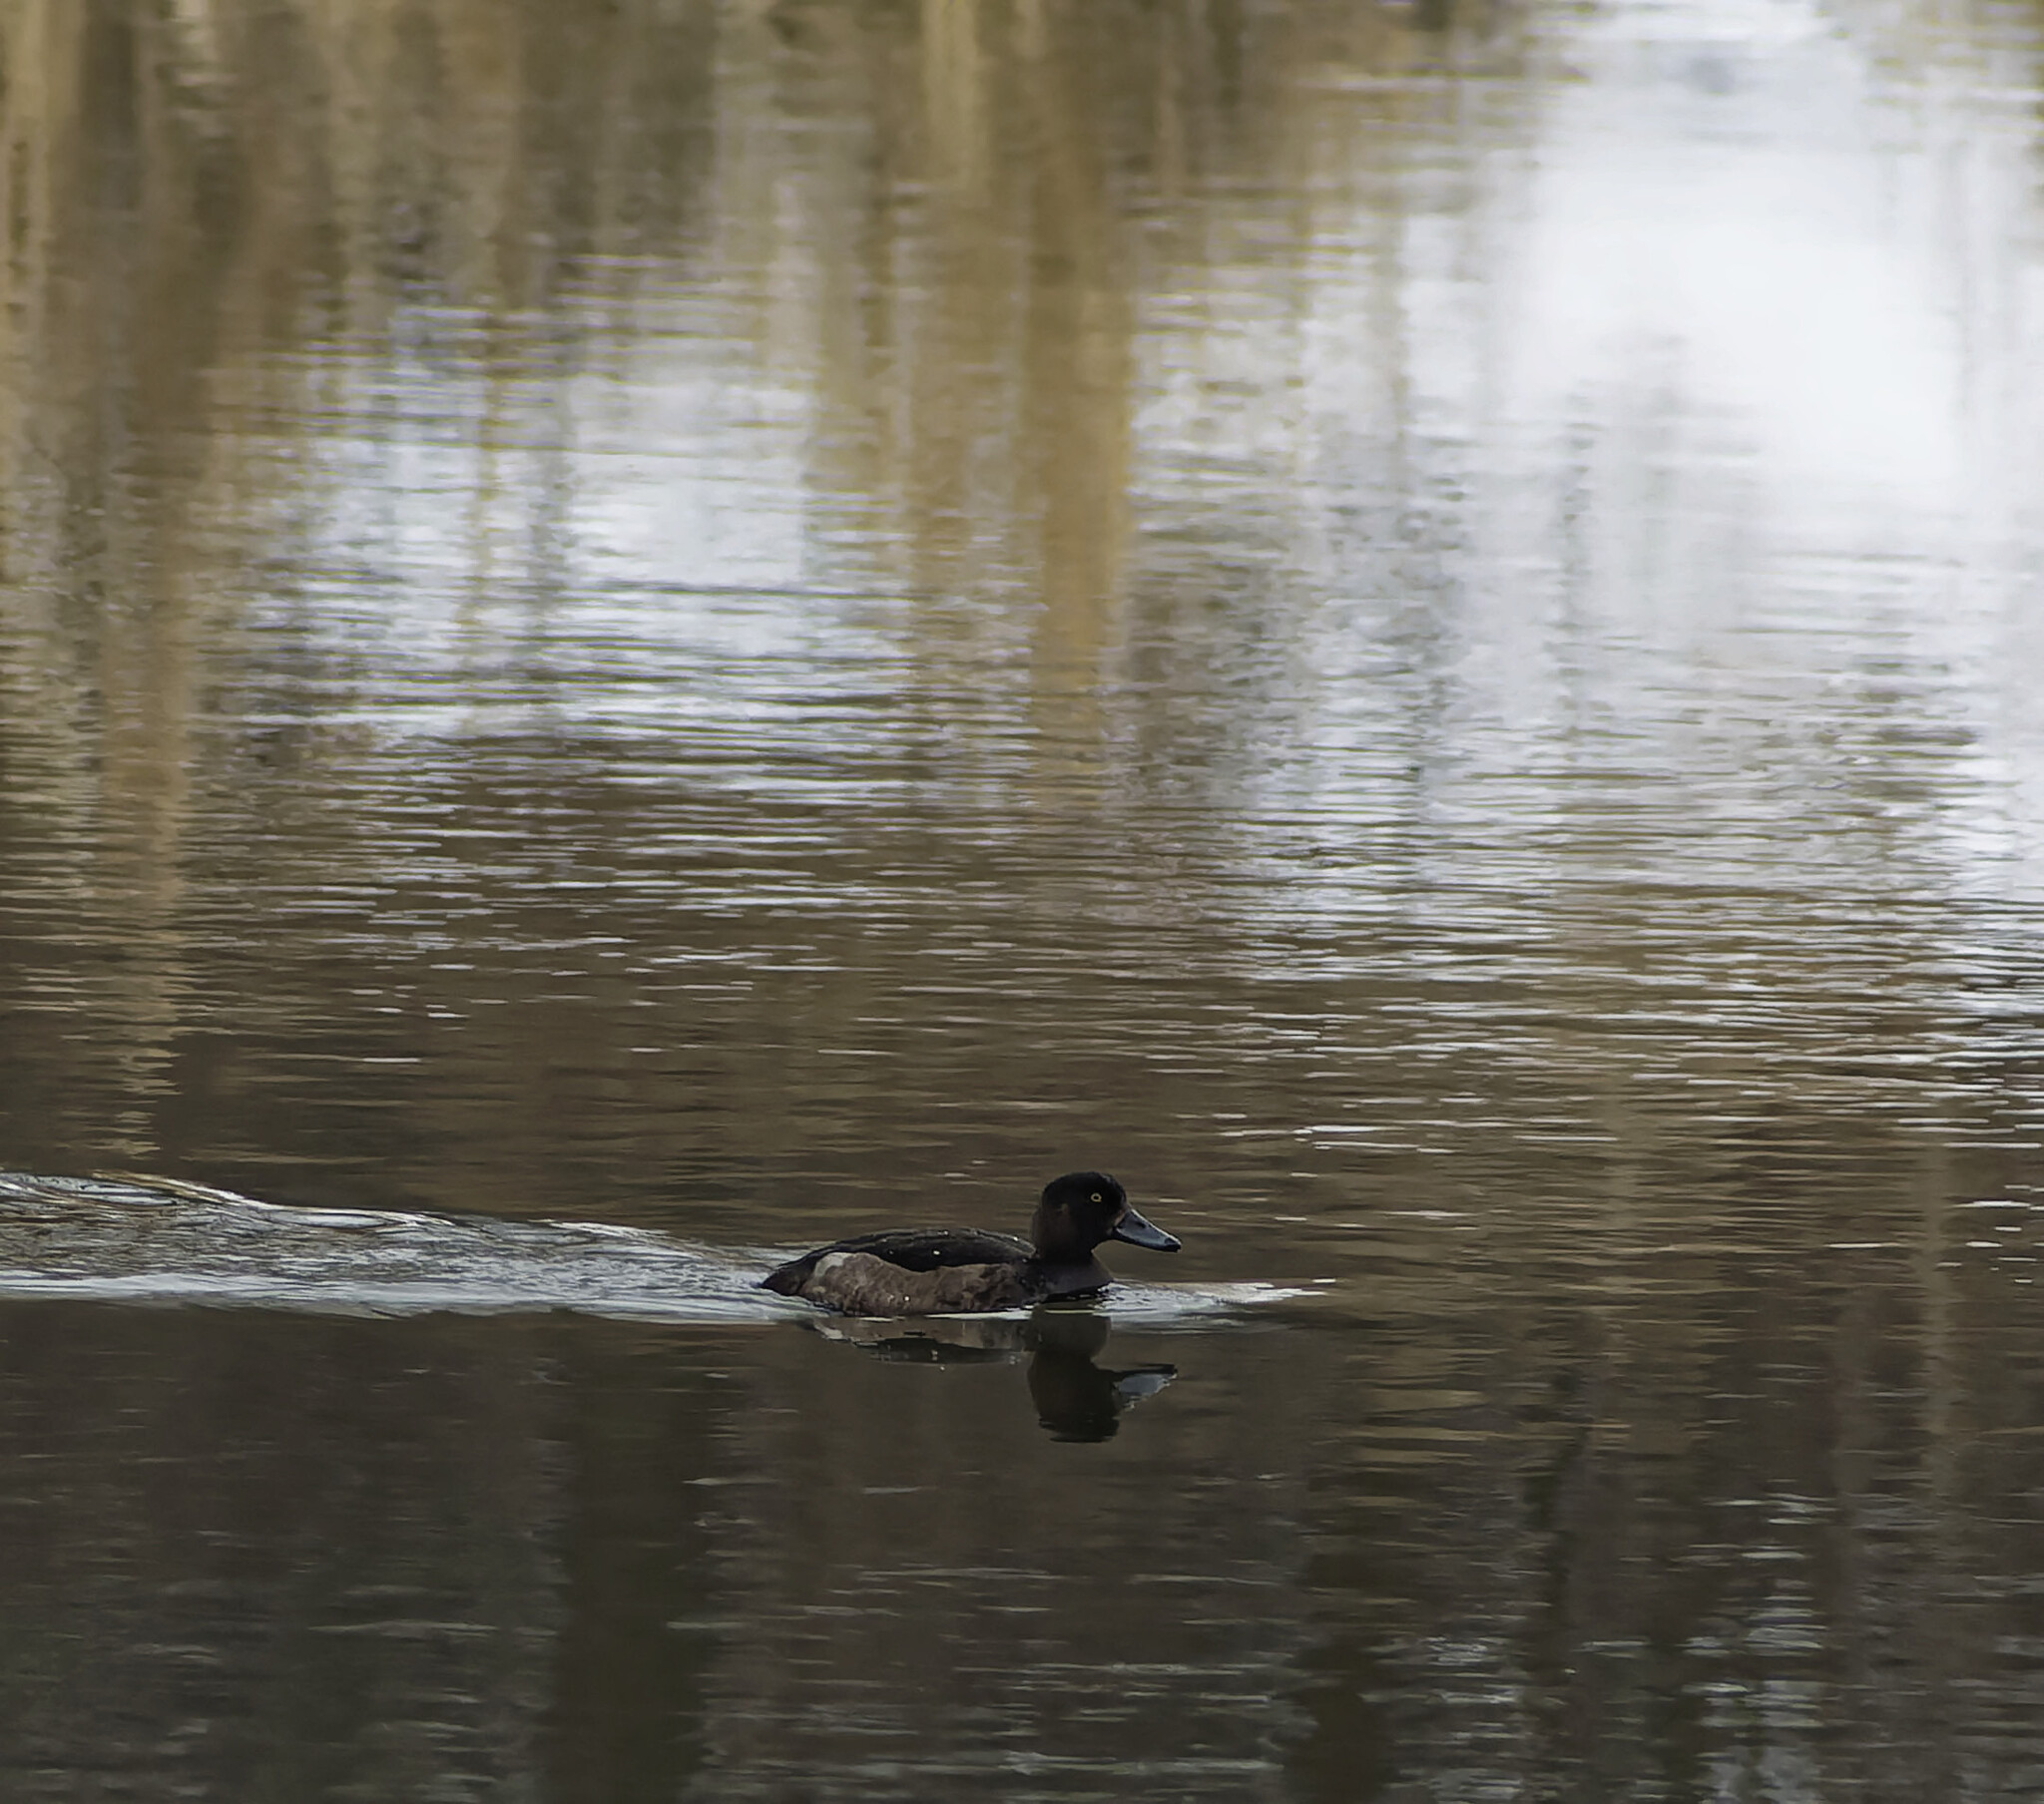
[7,0,2044,1795]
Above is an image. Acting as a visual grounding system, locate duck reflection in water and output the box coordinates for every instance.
[816,1309,1178,1443]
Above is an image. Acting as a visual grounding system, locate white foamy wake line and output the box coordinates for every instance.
[0,1172,1297,1328]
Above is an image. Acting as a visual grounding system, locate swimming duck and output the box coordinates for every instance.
[762,1170,1180,1315]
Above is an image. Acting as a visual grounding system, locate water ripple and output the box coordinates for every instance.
[0,1171,1297,1327]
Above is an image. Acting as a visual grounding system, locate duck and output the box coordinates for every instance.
[762,1170,1180,1315]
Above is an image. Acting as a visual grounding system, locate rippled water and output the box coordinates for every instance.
[5,0,2044,1796]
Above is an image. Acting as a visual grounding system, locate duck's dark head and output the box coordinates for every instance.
[1031,1171,1181,1264]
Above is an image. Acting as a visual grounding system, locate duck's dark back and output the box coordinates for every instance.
[763,1226,1032,1294]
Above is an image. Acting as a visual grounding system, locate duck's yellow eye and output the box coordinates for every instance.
[1091,1192,1103,1202]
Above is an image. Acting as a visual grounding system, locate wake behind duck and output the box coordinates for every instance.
[0,1170,1291,1326]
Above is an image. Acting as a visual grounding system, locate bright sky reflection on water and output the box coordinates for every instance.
[5,0,2044,1797]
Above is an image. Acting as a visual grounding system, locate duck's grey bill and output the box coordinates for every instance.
[1113,1207,1181,1252]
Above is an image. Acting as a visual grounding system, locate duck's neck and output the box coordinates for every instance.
[1029,1202,1113,1295]
[1031,1253,1113,1298]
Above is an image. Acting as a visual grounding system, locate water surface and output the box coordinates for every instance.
[4,0,2044,1796]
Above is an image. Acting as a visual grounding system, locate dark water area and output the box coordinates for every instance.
[6,0,2044,1796]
